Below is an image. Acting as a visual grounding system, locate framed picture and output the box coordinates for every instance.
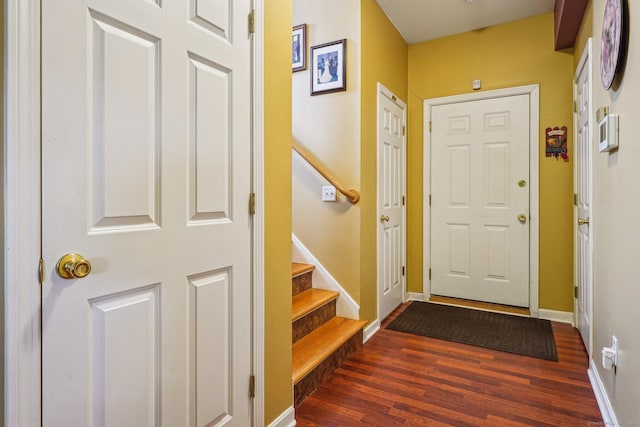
[292,24,307,72]
[310,39,346,95]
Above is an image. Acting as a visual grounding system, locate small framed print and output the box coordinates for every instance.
[292,24,307,72]
[310,39,346,95]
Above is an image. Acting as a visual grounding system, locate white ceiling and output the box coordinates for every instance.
[375,0,556,44]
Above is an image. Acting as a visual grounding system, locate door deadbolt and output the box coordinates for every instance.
[56,253,92,279]
[517,213,527,223]
[518,179,527,187]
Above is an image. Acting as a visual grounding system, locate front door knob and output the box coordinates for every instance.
[56,253,92,279]
[380,215,390,223]
[517,213,527,223]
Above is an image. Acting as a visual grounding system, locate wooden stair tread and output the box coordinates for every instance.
[292,316,367,384]
[292,289,339,321]
[292,262,315,278]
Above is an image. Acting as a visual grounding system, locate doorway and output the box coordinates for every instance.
[5,1,265,424]
[377,83,407,321]
[424,85,540,312]
[574,39,594,355]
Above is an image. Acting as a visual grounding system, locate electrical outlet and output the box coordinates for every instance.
[322,185,337,202]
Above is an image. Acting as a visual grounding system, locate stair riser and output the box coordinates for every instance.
[294,330,363,407]
[292,300,337,344]
[292,271,313,296]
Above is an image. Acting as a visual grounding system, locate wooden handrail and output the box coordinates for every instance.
[292,141,360,204]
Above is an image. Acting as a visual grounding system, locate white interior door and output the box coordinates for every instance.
[575,39,593,354]
[377,85,406,321]
[430,95,530,307]
[41,1,253,425]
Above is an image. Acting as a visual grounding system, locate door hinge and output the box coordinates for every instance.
[429,268,432,280]
[429,121,432,132]
[38,258,45,285]
[249,192,256,215]
[248,9,255,34]
[574,286,579,299]
[249,375,256,398]
[402,126,406,136]
[573,193,578,206]
[402,196,405,206]
[573,100,577,113]
[402,266,405,276]
[429,194,432,206]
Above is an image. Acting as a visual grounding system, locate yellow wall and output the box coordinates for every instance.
[360,0,408,322]
[292,0,362,303]
[574,0,593,68]
[407,12,576,312]
[264,0,293,422]
[591,0,640,421]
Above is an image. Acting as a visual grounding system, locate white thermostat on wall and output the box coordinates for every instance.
[597,107,618,153]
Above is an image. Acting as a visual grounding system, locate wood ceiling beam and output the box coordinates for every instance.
[554,0,589,50]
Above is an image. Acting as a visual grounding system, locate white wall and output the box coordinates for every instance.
[292,0,362,301]
[591,0,640,422]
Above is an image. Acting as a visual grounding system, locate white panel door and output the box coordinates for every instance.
[378,87,405,321]
[431,95,530,307]
[41,0,253,426]
[575,40,593,354]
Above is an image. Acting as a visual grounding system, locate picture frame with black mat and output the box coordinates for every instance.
[310,39,346,96]
[292,24,307,72]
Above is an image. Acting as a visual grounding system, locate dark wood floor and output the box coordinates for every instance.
[295,303,602,426]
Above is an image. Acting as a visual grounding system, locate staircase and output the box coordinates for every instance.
[291,262,367,406]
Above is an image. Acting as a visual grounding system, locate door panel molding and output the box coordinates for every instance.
[3,0,265,424]
[423,84,540,315]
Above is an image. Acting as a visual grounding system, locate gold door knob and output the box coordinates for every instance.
[518,179,527,187]
[380,215,390,223]
[578,217,590,225]
[56,253,92,279]
[517,213,527,223]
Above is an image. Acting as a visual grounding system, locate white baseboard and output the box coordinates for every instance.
[406,292,425,301]
[587,358,618,426]
[292,234,359,319]
[363,319,380,343]
[538,309,574,325]
[267,406,296,427]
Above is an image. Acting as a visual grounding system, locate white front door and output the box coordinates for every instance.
[377,84,406,321]
[41,0,253,425]
[575,39,593,354]
[430,94,530,307]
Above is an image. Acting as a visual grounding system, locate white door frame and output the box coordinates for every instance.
[573,38,594,356]
[376,82,407,324]
[3,1,265,425]
[423,85,540,316]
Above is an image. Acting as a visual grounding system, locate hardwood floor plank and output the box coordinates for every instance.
[295,302,602,426]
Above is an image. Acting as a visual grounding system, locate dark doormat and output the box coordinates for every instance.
[386,302,558,361]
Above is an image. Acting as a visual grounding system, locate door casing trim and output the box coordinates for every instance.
[4,1,265,424]
[423,84,540,315]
